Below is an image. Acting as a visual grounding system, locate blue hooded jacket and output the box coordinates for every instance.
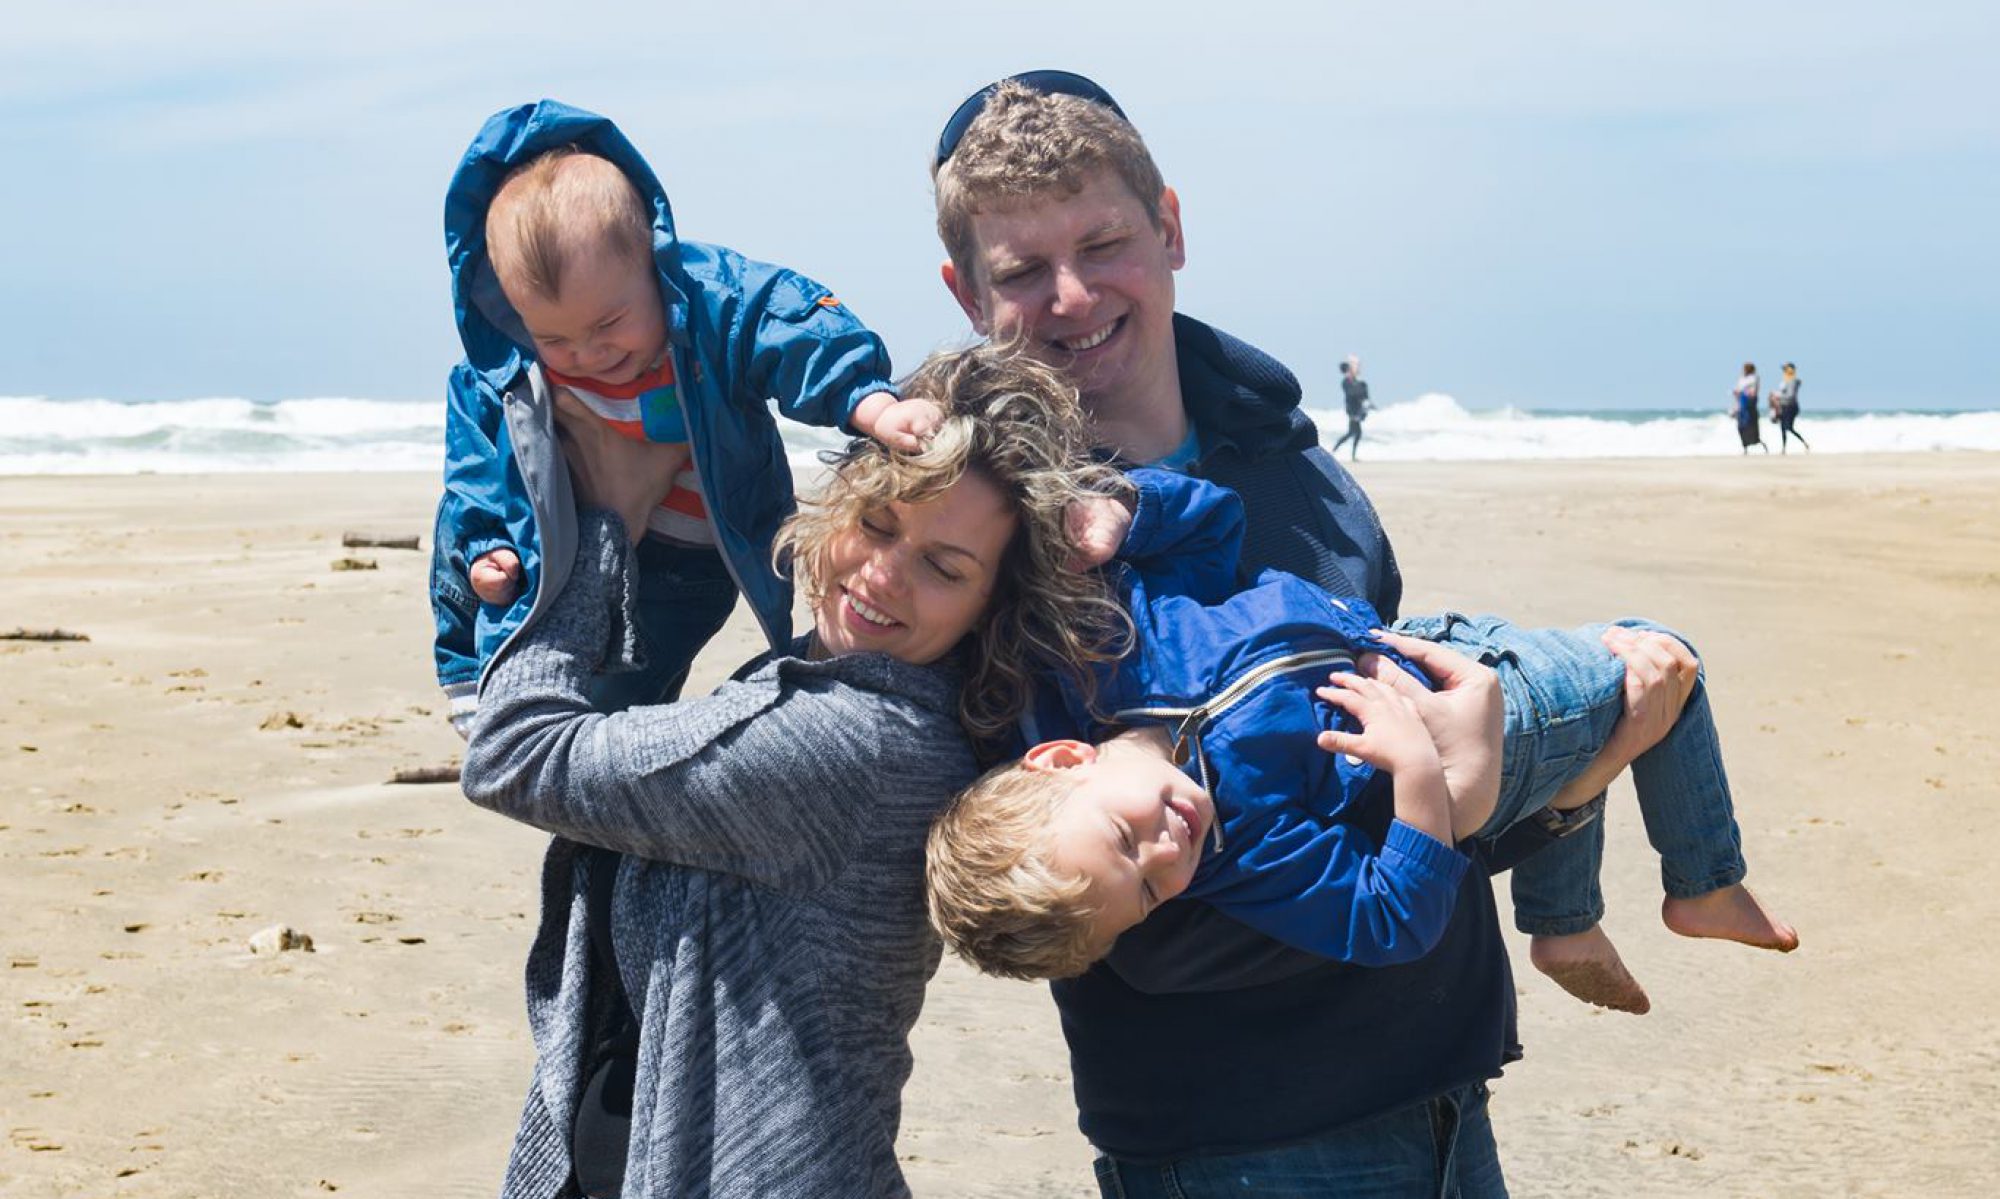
[429,101,894,724]
[1054,469,1468,966]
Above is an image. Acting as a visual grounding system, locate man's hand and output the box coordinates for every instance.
[1063,492,1135,572]
[1348,631,1504,842]
[469,548,523,605]
[852,393,943,452]
[1542,627,1699,814]
[550,387,688,545]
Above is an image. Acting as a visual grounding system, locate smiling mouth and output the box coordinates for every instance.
[1056,318,1121,354]
[845,588,899,630]
[1165,795,1203,856]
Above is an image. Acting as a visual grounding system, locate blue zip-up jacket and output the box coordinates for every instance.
[430,100,894,725]
[1059,469,1469,966]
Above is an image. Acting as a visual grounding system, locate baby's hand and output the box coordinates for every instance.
[855,394,943,452]
[1063,492,1135,572]
[1313,671,1445,778]
[470,548,523,605]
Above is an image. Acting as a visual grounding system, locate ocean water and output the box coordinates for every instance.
[3,392,1996,476]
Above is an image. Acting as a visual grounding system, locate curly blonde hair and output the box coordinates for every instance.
[774,342,1133,751]
[932,79,1167,283]
[926,758,1104,980]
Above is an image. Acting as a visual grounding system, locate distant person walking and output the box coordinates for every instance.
[1733,362,1768,454]
[1771,362,1809,453]
[1332,354,1371,461]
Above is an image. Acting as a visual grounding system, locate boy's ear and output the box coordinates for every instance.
[1022,740,1095,773]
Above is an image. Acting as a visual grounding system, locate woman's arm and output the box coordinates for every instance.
[461,508,881,891]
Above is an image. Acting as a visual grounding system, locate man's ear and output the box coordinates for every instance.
[941,259,990,334]
[1158,186,1186,271]
[1022,740,1096,773]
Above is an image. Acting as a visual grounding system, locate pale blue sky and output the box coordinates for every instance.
[4,0,1993,410]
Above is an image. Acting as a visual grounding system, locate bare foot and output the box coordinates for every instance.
[1662,884,1799,952]
[1529,926,1651,1014]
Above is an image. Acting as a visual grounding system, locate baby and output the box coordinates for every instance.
[927,465,1797,1012]
[431,100,938,727]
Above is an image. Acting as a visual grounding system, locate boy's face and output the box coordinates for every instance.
[1032,737,1214,948]
[508,245,667,387]
[942,168,1185,420]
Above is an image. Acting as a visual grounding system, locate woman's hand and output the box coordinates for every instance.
[1347,631,1504,842]
[551,387,690,545]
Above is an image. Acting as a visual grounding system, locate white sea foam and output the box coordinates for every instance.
[4,392,1996,476]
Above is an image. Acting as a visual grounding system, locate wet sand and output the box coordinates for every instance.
[3,454,1995,1196]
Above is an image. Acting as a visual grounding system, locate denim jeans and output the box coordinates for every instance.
[586,538,739,713]
[1393,613,1747,937]
[1091,1082,1505,1198]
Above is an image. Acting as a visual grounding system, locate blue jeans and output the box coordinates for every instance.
[586,539,739,713]
[1393,613,1747,937]
[1091,1082,1504,1198]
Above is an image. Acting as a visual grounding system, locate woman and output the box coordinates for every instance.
[460,345,1127,1197]
[1772,362,1809,453]
[1733,361,1768,454]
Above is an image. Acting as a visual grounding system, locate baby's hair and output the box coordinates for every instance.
[932,79,1166,285]
[775,341,1134,752]
[486,147,651,303]
[926,758,1104,980]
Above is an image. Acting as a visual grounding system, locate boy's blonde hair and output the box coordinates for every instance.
[773,342,1133,752]
[926,758,1104,980]
[486,147,652,302]
[932,80,1167,282]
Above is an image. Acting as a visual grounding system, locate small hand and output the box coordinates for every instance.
[1314,671,1445,778]
[470,548,523,605]
[1063,492,1135,572]
[854,394,943,453]
[1352,630,1504,841]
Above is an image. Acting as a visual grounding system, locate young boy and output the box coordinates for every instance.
[431,100,938,728]
[927,466,1797,1011]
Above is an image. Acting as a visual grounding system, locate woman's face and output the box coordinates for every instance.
[811,470,1019,666]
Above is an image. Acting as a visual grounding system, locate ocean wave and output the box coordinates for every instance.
[5,392,1997,476]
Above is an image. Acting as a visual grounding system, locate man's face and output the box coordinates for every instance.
[944,169,1185,418]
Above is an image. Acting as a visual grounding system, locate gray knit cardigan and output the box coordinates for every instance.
[463,511,980,1198]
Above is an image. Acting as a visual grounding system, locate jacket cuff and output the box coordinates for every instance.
[1383,820,1471,889]
[1122,474,1167,555]
[839,385,904,436]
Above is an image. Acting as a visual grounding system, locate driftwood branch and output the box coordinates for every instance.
[1,628,90,642]
[342,532,422,551]
[389,763,462,785]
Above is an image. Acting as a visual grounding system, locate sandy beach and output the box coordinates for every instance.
[4,455,1996,1197]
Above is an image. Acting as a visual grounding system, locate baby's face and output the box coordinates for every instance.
[510,245,667,387]
[1042,746,1214,947]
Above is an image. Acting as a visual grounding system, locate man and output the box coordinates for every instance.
[931,72,1515,1195]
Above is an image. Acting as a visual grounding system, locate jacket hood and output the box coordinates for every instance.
[1174,313,1318,457]
[445,99,688,389]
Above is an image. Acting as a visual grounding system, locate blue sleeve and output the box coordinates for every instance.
[1197,815,1469,967]
[439,363,517,565]
[1120,468,1248,605]
[431,364,519,690]
[736,265,895,431]
[1200,815,1472,963]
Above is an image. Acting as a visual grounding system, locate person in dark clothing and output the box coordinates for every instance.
[930,70,1692,1197]
[1772,363,1809,453]
[1332,355,1370,460]
[1733,362,1768,454]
